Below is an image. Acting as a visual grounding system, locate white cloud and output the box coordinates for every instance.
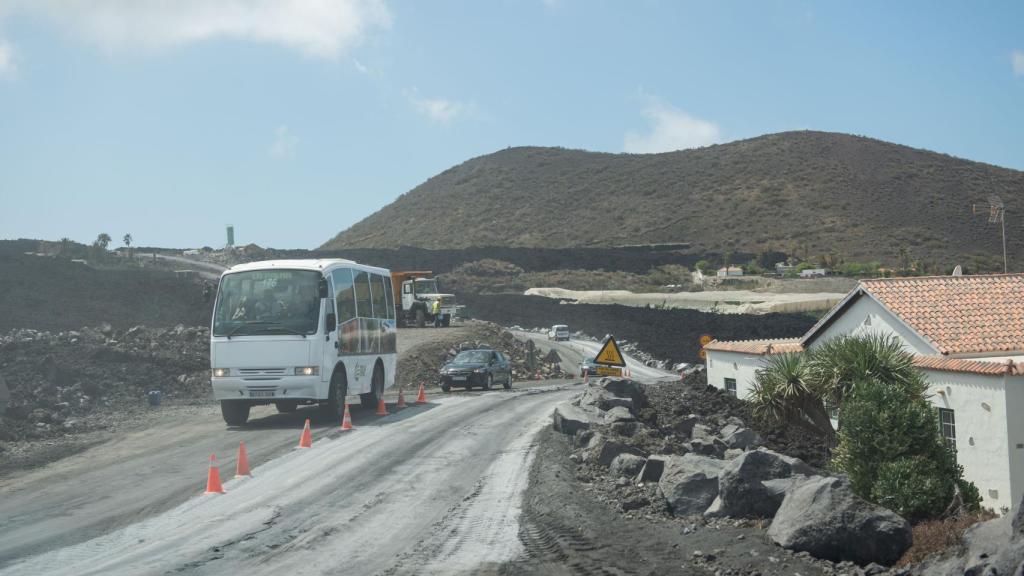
[0,0,391,59]
[624,97,721,153]
[0,37,16,79]
[269,125,298,158]
[406,90,466,124]
[1013,50,1024,77]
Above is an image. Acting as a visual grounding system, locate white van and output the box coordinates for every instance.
[210,259,397,425]
[548,324,570,341]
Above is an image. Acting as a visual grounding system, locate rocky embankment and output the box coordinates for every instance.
[552,376,916,573]
[0,324,210,448]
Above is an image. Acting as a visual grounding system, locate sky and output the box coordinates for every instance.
[1,1,1023,249]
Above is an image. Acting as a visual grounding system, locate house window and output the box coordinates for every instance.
[938,408,956,443]
[724,378,737,397]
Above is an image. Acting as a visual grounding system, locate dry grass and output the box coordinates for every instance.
[896,511,998,566]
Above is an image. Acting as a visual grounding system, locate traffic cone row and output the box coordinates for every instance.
[205,387,436,495]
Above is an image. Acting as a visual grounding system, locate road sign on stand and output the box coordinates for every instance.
[595,366,623,377]
[594,336,626,367]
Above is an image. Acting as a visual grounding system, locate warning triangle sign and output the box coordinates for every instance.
[594,336,626,367]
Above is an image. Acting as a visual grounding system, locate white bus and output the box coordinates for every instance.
[210,259,397,426]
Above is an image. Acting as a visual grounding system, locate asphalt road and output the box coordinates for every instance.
[513,330,681,382]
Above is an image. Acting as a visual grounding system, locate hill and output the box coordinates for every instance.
[323,131,1024,269]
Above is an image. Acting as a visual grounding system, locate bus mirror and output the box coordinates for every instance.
[318,277,329,299]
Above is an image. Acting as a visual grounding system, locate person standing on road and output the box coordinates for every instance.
[432,298,442,327]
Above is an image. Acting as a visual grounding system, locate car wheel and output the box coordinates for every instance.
[441,383,451,393]
[503,375,512,390]
[483,374,492,391]
[221,400,251,426]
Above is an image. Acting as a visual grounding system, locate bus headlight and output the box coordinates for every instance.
[213,368,228,377]
[294,366,319,376]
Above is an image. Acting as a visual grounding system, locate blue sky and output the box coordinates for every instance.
[1,1,1022,249]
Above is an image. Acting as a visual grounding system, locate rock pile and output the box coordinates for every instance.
[552,377,914,568]
[0,324,210,443]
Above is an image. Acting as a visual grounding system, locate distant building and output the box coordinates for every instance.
[775,262,796,274]
[716,266,743,277]
[706,274,1024,513]
[799,268,827,278]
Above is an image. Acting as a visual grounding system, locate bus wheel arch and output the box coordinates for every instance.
[320,363,348,420]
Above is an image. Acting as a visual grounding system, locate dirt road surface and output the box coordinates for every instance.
[0,324,521,570]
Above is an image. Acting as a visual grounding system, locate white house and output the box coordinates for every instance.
[706,274,1024,513]
[799,268,827,278]
[717,266,743,278]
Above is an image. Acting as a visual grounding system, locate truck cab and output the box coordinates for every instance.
[391,272,457,327]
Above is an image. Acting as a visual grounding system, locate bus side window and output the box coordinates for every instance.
[372,274,390,320]
[332,268,356,324]
[385,276,395,320]
[353,271,372,318]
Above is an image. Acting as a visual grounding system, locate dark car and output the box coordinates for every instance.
[579,356,600,377]
[440,349,512,392]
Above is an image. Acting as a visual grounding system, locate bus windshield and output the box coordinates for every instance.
[213,269,321,337]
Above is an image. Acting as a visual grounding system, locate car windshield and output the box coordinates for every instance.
[414,279,439,294]
[212,269,321,337]
[584,357,596,364]
[453,350,492,364]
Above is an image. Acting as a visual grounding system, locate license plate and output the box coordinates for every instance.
[452,376,467,381]
[250,390,275,398]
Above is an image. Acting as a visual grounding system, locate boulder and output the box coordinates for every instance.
[767,475,912,566]
[658,453,727,517]
[712,448,816,518]
[579,385,633,412]
[594,440,646,467]
[671,414,700,436]
[604,406,635,424]
[636,455,667,483]
[552,402,599,435]
[599,378,647,410]
[719,424,761,450]
[609,454,646,478]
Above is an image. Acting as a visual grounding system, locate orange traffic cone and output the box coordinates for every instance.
[415,383,428,404]
[341,403,354,430]
[397,387,407,408]
[235,441,252,478]
[205,454,225,494]
[298,418,313,448]
[376,396,389,416]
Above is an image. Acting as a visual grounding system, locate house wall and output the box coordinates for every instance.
[1003,376,1024,513]
[806,295,937,355]
[922,369,1014,512]
[706,350,766,400]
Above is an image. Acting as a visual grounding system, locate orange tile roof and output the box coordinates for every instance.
[912,355,1020,375]
[859,274,1024,355]
[704,338,804,355]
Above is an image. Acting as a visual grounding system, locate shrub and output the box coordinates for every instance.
[831,377,981,522]
[896,510,998,566]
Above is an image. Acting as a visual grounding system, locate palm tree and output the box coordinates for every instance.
[748,334,926,442]
[123,233,133,260]
[748,353,833,439]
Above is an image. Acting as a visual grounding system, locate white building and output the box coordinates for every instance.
[716,266,743,278]
[705,274,1024,513]
[799,268,827,278]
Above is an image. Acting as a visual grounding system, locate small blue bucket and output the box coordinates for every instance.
[147,390,162,407]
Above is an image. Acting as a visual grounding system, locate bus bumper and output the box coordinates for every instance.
[211,375,323,402]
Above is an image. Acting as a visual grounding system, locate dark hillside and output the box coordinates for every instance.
[323,131,1024,268]
[0,253,212,331]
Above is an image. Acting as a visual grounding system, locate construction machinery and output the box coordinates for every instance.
[390,271,457,327]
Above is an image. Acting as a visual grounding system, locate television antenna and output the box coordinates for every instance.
[972,195,1007,273]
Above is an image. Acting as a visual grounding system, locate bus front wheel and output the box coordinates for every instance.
[321,369,348,422]
[221,401,251,426]
[415,308,426,328]
[361,363,384,410]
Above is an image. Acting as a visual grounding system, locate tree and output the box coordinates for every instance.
[695,260,711,274]
[748,352,833,439]
[94,233,111,250]
[59,237,71,256]
[123,233,133,260]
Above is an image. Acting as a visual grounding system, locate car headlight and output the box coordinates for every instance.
[213,368,228,378]
[474,368,486,373]
[294,366,319,376]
